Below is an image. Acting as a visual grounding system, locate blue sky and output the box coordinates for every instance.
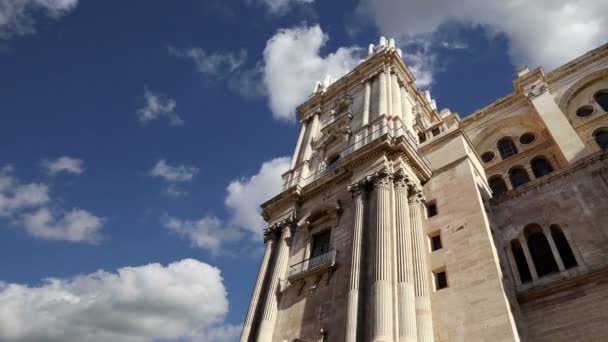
[0,0,606,341]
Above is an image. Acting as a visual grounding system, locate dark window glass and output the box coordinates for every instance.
[511,241,532,283]
[527,230,559,277]
[426,203,438,218]
[327,155,340,168]
[431,235,442,251]
[594,129,608,150]
[497,138,518,159]
[432,127,441,136]
[595,91,608,111]
[531,158,554,178]
[576,105,594,117]
[550,226,577,269]
[435,271,448,290]
[509,168,530,188]
[418,132,427,143]
[311,231,331,258]
[489,176,508,197]
[481,152,495,163]
[519,133,536,144]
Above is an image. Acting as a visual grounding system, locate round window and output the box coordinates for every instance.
[576,105,594,118]
[519,133,536,145]
[481,152,495,163]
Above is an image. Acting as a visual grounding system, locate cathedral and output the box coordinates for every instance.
[240,37,608,341]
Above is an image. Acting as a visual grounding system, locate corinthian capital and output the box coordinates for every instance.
[408,186,425,204]
[372,171,393,189]
[393,170,412,191]
[348,177,370,198]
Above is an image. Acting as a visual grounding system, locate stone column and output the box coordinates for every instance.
[302,112,320,162]
[506,246,522,286]
[542,226,566,272]
[345,180,367,342]
[519,235,539,281]
[363,80,371,126]
[392,73,403,120]
[379,71,388,117]
[257,224,292,341]
[394,176,417,342]
[371,173,395,342]
[401,87,413,132]
[240,235,275,342]
[409,188,434,342]
[290,121,308,169]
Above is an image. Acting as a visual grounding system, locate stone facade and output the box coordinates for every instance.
[240,38,608,342]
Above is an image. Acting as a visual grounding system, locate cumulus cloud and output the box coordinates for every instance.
[164,157,290,254]
[169,46,247,78]
[0,165,104,243]
[262,24,362,120]
[136,89,184,126]
[0,259,241,342]
[0,0,79,39]
[42,156,84,175]
[359,0,608,71]
[149,159,199,197]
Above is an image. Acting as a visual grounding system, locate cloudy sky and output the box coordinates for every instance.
[0,0,606,341]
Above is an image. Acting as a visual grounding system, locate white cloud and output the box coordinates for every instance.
[164,157,290,253]
[42,156,84,175]
[169,46,247,77]
[257,0,314,14]
[359,0,608,71]
[149,159,198,183]
[136,89,184,126]
[22,208,102,243]
[0,0,79,39]
[262,24,362,120]
[0,164,104,243]
[0,259,241,342]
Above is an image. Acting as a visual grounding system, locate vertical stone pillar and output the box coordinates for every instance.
[401,87,413,132]
[394,176,417,342]
[542,226,566,272]
[302,112,320,162]
[519,236,539,281]
[409,188,434,342]
[371,173,395,342]
[392,73,403,120]
[257,223,292,341]
[345,180,367,342]
[379,71,388,117]
[363,80,371,126]
[240,235,275,342]
[290,121,308,169]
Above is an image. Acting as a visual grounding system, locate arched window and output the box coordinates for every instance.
[594,128,608,150]
[531,157,554,178]
[489,175,508,197]
[550,225,577,269]
[509,167,530,189]
[595,90,608,111]
[511,240,532,283]
[497,138,518,159]
[481,151,495,163]
[525,224,559,277]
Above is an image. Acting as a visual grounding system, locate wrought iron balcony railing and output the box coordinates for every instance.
[288,249,337,282]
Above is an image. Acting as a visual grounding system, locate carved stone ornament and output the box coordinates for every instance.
[408,186,425,204]
[264,214,296,241]
[526,83,548,98]
[372,171,393,189]
[393,170,412,191]
[348,177,370,198]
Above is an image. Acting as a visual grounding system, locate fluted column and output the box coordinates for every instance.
[392,73,403,120]
[241,235,275,342]
[290,121,308,169]
[257,224,292,341]
[395,176,417,342]
[371,173,394,342]
[345,181,367,342]
[379,71,388,117]
[409,189,434,342]
[363,80,371,126]
[401,87,413,132]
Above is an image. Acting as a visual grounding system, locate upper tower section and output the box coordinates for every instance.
[277,37,457,196]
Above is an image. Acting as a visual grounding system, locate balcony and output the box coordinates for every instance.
[288,249,337,282]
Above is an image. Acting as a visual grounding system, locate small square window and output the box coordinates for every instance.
[432,127,441,136]
[426,203,438,218]
[435,271,448,290]
[430,234,442,251]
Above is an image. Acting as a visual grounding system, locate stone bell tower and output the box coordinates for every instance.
[240,37,521,342]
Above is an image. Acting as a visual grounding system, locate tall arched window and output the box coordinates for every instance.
[525,224,559,277]
[531,157,554,178]
[594,128,608,150]
[489,175,508,197]
[595,90,608,111]
[511,240,532,283]
[497,138,518,159]
[509,167,530,189]
[550,225,577,269]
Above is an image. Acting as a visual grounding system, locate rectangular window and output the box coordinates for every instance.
[435,270,448,290]
[430,234,442,251]
[426,202,438,218]
[432,127,441,136]
[311,230,331,258]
